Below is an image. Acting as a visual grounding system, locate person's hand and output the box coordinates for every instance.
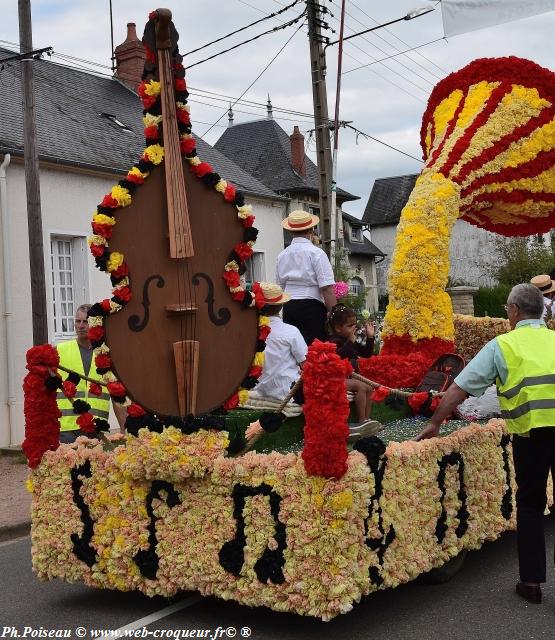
[414,422,440,441]
[365,321,375,339]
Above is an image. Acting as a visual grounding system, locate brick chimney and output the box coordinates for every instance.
[114,23,145,91]
[290,126,305,177]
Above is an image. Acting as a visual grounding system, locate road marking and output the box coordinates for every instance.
[95,595,203,639]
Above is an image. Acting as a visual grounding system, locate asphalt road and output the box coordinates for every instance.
[1,518,554,640]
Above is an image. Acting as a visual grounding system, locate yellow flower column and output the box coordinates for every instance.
[383,172,460,345]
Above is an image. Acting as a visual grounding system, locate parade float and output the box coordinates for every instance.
[22,9,554,621]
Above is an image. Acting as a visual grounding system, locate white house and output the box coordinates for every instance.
[0,27,287,447]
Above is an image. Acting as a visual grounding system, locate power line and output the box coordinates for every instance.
[187,10,306,70]
[343,38,447,75]
[201,20,305,136]
[346,123,422,162]
[345,0,449,76]
[183,0,302,57]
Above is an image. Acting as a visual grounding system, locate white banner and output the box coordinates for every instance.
[442,0,555,37]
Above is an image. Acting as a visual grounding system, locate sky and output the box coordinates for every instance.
[3,1,555,218]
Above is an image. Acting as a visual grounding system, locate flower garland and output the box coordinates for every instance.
[380,56,555,383]
[87,12,268,425]
[301,340,350,479]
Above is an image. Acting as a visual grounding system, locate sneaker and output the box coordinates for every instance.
[348,420,384,443]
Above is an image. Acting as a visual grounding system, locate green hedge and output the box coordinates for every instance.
[473,284,512,318]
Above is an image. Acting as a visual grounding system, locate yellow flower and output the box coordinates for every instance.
[225,261,239,272]
[258,315,270,327]
[25,477,34,493]
[107,252,124,272]
[143,80,161,96]
[253,351,265,367]
[93,213,116,227]
[238,389,249,405]
[215,179,228,193]
[111,185,132,207]
[144,144,164,165]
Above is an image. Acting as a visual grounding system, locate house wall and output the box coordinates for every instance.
[0,160,286,447]
[372,219,505,298]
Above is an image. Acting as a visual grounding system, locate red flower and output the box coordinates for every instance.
[176,108,190,125]
[126,172,145,185]
[107,381,126,398]
[89,383,102,397]
[408,391,429,413]
[174,78,187,93]
[223,270,241,288]
[242,215,255,228]
[143,43,156,64]
[234,242,253,262]
[223,393,239,410]
[100,193,119,208]
[223,184,236,202]
[111,262,129,279]
[90,244,106,258]
[144,125,159,140]
[251,282,265,309]
[191,162,213,178]
[232,290,245,303]
[258,325,271,341]
[128,403,146,417]
[100,299,112,312]
[91,222,114,239]
[370,386,390,402]
[77,412,96,433]
[180,137,196,154]
[26,344,59,369]
[62,380,77,399]
[148,10,157,20]
[113,286,132,302]
[249,366,263,378]
[88,326,104,342]
[95,354,111,369]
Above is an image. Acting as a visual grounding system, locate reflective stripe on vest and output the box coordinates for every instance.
[56,339,110,432]
[496,325,555,434]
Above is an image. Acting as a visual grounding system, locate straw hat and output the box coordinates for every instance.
[260,282,290,305]
[530,274,555,295]
[281,209,319,231]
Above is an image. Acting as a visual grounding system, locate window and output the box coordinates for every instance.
[350,226,363,242]
[349,276,364,295]
[50,236,88,338]
[244,252,266,288]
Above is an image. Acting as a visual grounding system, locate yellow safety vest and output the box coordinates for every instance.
[496,324,555,434]
[56,340,110,432]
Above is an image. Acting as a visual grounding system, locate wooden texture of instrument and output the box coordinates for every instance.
[105,9,258,416]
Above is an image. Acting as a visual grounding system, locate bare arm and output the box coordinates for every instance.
[414,383,469,441]
[321,285,337,311]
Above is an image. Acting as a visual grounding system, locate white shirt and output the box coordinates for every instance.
[255,316,307,401]
[275,237,335,302]
[543,295,554,320]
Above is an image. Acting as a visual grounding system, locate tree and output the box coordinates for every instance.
[488,236,554,286]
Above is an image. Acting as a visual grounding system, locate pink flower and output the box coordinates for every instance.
[334,281,350,299]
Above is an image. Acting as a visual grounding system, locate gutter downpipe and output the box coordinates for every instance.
[0,153,16,447]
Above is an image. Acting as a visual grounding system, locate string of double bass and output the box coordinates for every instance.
[157,41,197,416]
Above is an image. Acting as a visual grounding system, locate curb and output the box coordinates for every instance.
[0,521,31,543]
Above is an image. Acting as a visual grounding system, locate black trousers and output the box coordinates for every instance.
[512,427,555,583]
[283,298,328,346]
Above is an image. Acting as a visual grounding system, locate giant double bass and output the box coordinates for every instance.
[105,9,258,417]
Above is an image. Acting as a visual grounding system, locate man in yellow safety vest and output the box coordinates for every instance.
[57,304,126,443]
[416,283,555,605]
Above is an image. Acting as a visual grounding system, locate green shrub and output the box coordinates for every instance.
[473,284,512,318]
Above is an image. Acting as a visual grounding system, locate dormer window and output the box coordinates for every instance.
[350,226,363,242]
[99,113,133,133]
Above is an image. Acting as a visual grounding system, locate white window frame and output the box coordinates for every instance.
[244,251,266,288]
[349,276,364,295]
[350,226,363,242]
[50,234,89,341]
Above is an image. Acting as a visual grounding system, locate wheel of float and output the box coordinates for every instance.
[417,550,468,585]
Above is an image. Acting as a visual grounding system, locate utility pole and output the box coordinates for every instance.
[19,0,48,344]
[306,0,333,258]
